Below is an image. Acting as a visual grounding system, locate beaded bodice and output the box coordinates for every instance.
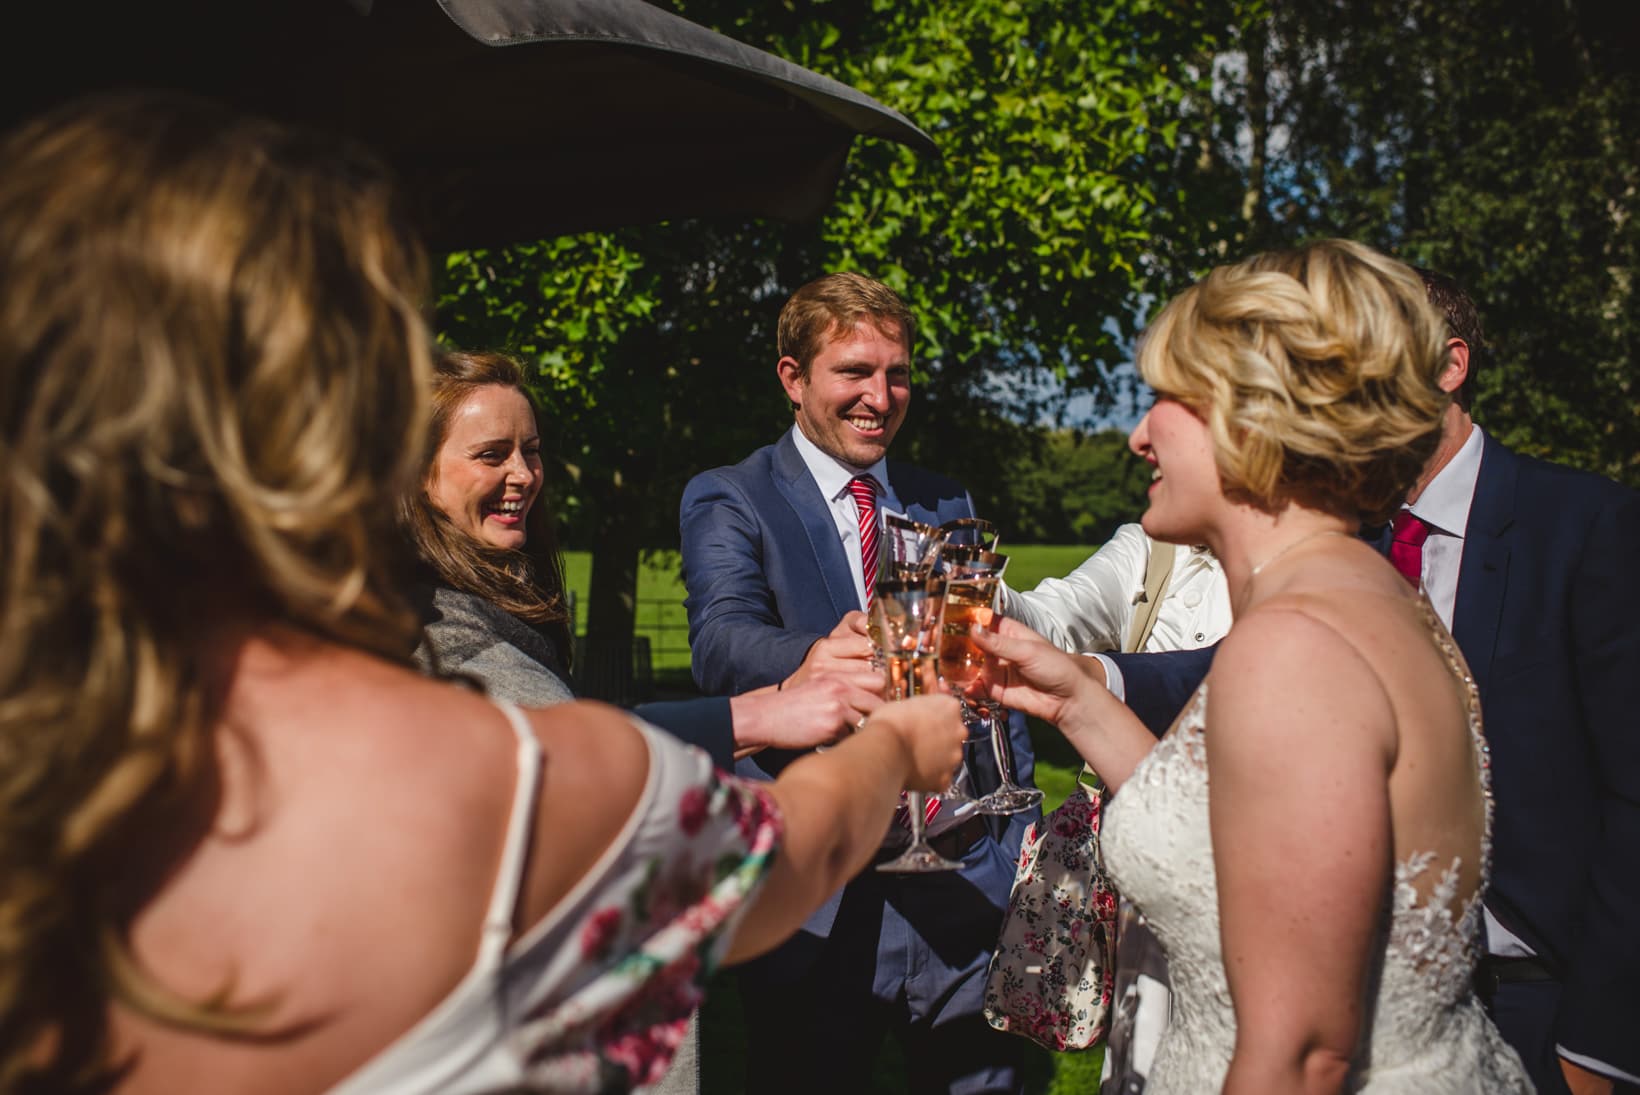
[1100,599,1531,1092]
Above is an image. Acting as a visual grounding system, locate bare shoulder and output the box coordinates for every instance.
[514,701,654,935]
[526,700,650,808]
[1209,595,1397,761]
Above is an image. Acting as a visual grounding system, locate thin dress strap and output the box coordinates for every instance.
[479,699,544,963]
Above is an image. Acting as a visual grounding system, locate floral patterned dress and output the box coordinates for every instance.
[328,703,782,1095]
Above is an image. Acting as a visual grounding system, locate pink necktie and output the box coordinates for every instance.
[849,474,880,606]
[1389,510,1429,588]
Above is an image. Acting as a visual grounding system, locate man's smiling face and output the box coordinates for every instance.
[778,318,910,469]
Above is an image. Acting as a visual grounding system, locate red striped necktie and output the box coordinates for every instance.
[848,474,880,607]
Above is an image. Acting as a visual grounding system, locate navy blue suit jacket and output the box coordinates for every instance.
[1114,434,1640,1072]
[1451,435,1639,1070]
[679,430,1037,941]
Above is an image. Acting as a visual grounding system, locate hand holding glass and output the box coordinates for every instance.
[938,551,1042,815]
[870,576,963,873]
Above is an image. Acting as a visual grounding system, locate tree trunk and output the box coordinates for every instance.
[578,494,647,704]
[1241,20,1271,247]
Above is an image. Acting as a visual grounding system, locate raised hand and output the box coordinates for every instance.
[972,617,1154,792]
[971,616,1108,727]
[731,673,885,754]
[783,610,879,693]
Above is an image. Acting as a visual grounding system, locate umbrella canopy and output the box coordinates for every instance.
[5,0,936,249]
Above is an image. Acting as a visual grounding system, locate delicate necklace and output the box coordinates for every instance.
[1248,528,1352,579]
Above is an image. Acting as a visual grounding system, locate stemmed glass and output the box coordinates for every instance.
[882,514,946,578]
[939,548,1043,816]
[871,575,963,873]
[939,516,1001,553]
[934,568,998,812]
[869,515,946,669]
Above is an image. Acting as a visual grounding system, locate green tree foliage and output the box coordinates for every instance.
[436,0,1230,657]
[1183,0,1639,484]
[438,0,1639,674]
[993,428,1154,545]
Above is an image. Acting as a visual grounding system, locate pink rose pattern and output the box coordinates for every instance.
[982,780,1118,1052]
[521,762,783,1093]
[580,906,624,961]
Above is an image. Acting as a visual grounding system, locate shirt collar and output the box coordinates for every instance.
[1411,424,1484,537]
[789,423,890,502]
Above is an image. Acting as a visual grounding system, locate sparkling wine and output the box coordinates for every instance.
[883,651,939,699]
[938,580,995,691]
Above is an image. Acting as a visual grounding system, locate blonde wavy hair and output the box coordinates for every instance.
[0,94,433,1090]
[1137,239,1449,525]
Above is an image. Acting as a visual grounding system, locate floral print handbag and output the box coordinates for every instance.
[982,765,1118,1051]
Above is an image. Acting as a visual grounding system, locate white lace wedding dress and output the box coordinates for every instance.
[1101,607,1531,1093]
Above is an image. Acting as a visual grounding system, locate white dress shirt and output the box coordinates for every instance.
[1406,421,1484,631]
[788,424,906,611]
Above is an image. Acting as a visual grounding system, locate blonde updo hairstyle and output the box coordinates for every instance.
[1136,239,1450,525]
[0,94,432,1089]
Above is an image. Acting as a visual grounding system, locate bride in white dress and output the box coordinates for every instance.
[976,240,1530,1094]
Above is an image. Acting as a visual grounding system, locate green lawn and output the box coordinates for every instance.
[564,545,1105,1091]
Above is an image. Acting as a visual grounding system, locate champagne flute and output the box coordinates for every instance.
[871,576,963,873]
[882,514,946,579]
[940,550,1042,816]
[936,571,999,809]
[870,515,945,672]
[939,516,1001,552]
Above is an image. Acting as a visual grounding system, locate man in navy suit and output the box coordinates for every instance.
[680,272,1034,1093]
[1114,271,1639,1093]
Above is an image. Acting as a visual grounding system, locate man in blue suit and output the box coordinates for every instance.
[680,272,1034,1093]
[1113,271,1639,1094]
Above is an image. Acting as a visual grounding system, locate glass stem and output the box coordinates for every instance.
[988,709,1015,787]
[907,790,927,844]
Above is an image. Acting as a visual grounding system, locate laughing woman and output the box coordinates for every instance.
[400,350,577,707]
[401,350,885,770]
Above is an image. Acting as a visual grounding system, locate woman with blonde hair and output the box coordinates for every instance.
[976,239,1531,1093]
[0,93,964,1094]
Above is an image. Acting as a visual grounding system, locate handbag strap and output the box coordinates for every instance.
[1077,760,1102,797]
[1124,536,1176,654]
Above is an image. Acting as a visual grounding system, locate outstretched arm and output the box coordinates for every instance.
[999,523,1150,653]
[725,694,967,962]
[1102,645,1216,735]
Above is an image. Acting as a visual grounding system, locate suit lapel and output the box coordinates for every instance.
[1453,433,1516,698]
[772,433,862,618]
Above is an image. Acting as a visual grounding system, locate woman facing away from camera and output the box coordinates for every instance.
[975,239,1532,1093]
[0,94,965,1095]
